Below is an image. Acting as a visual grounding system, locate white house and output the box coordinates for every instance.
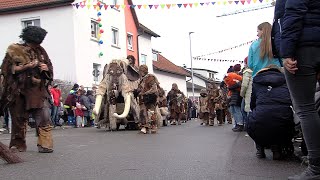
[138,23,160,74]
[184,68,220,99]
[0,0,159,88]
[153,52,189,96]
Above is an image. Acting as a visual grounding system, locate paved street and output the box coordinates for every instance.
[0,120,304,180]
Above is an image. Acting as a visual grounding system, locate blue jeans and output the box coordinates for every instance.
[229,105,243,125]
[51,106,59,125]
[68,116,75,126]
[241,99,248,126]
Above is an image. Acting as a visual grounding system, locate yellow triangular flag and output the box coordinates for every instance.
[172,4,176,8]
[143,4,147,9]
[217,1,221,5]
[223,1,227,5]
[253,0,257,3]
[87,4,91,9]
[194,2,199,7]
[121,4,126,9]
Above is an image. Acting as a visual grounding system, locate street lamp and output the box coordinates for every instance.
[189,32,195,101]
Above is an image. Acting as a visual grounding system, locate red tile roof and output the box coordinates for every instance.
[153,54,190,76]
[0,0,73,14]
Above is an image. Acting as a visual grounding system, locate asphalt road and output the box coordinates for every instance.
[0,120,304,180]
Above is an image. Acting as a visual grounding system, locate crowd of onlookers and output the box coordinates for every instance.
[222,22,296,160]
[48,83,97,128]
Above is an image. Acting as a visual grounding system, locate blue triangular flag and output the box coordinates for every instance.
[177,4,182,8]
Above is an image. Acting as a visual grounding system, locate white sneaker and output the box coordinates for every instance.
[141,127,147,134]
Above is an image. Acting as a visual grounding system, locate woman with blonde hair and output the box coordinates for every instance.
[248,22,281,77]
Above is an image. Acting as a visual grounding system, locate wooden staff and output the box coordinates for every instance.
[0,141,23,164]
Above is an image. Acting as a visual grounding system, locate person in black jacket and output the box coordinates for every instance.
[247,65,294,160]
[280,0,320,179]
[271,0,286,59]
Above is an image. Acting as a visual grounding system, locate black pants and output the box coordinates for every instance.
[284,46,320,159]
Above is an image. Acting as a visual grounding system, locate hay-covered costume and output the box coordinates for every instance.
[207,82,219,126]
[0,40,53,152]
[157,88,169,126]
[199,89,210,125]
[167,83,185,125]
[136,65,159,134]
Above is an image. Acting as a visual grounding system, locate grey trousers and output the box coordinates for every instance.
[284,46,320,159]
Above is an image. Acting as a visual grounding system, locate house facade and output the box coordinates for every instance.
[184,68,220,99]
[138,24,160,74]
[0,0,159,88]
[153,53,189,95]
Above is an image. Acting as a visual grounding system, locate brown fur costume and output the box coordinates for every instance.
[167,83,185,125]
[0,43,53,152]
[137,65,160,133]
[199,89,212,125]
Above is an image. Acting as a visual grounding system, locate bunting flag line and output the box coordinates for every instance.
[193,57,244,64]
[194,39,256,58]
[216,2,274,17]
[72,0,275,10]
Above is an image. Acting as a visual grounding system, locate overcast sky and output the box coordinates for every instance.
[133,0,275,79]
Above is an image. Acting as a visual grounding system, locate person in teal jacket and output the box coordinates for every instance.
[248,22,281,77]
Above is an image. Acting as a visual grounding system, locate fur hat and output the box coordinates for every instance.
[200,89,207,94]
[20,26,47,44]
[139,65,148,74]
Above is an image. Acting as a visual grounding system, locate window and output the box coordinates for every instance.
[153,53,158,61]
[21,18,40,28]
[140,54,147,65]
[93,63,101,82]
[111,28,119,46]
[127,33,133,50]
[209,72,215,79]
[91,20,99,39]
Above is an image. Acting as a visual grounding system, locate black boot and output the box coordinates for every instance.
[271,145,282,160]
[288,158,320,180]
[256,145,266,159]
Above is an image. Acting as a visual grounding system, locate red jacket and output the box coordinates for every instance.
[50,88,61,106]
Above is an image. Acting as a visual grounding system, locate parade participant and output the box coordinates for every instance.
[167,83,185,125]
[157,87,169,126]
[135,65,159,134]
[199,89,210,126]
[207,80,219,126]
[214,87,225,126]
[0,26,54,153]
[127,55,137,69]
[220,81,232,124]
